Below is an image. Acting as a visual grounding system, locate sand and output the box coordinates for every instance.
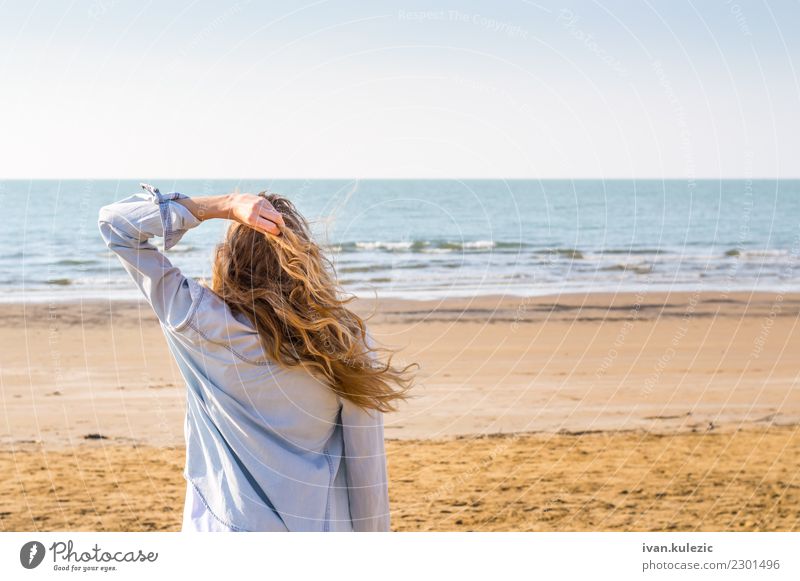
[1,290,799,531]
[2,428,798,531]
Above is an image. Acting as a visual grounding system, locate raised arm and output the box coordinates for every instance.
[98,184,204,329]
[97,183,283,330]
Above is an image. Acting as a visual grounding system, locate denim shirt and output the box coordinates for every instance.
[98,184,390,532]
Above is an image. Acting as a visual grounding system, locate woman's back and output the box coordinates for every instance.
[98,184,400,532]
[173,284,353,532]
[186,288,342,449]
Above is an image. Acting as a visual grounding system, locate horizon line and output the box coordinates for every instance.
[2,177,799,181]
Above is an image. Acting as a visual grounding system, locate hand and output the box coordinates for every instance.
[226,193,285,236]
[178,193,285,235]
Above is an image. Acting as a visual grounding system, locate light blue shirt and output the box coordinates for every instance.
[98,184,390,532]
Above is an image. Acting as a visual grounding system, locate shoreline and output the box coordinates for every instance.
[3,287,799,316]
[2,284,798,305]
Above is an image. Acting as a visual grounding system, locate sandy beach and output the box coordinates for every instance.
[1,290,799,531]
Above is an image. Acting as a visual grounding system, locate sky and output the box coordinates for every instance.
[0,0,798,179]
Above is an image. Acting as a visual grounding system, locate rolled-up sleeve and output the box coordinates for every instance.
[98,183,202,330]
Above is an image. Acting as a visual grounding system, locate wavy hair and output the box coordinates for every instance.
[210,192,415,412]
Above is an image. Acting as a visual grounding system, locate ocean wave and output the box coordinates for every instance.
[724,248,790,259]
[337,262,449,274]
[329,240,525,253]
[45,278,72,286]
[55,258,99,266]
[600,263,653,274]
[600,248,668,255]
[323,242,701,258]
[338,265,383,274]
[533,248,584,259]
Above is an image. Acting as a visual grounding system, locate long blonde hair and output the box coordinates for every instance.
[210,192,415,412]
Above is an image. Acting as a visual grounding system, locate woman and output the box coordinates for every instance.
[98,183,414,532]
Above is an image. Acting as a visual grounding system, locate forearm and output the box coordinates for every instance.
[175,194,233,222]
[177,191,284,235]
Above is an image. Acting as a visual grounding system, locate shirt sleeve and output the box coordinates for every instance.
[340,398,391,532]
[339,330,392,532]
[97,183,203,330]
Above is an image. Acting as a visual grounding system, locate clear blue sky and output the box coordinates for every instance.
[1,0,798,178]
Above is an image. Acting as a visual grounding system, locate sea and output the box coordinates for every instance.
[1,179,798,302]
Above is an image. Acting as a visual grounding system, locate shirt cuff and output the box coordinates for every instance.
[140,183,201,251]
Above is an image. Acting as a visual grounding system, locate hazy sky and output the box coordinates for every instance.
[1,0,798,178]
